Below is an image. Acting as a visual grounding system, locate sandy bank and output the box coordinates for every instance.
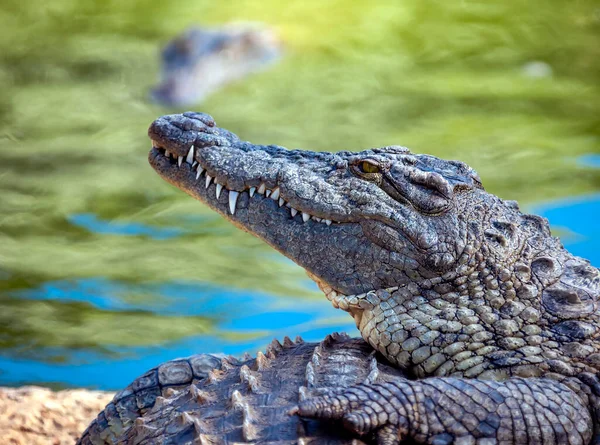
[0,386,113,445]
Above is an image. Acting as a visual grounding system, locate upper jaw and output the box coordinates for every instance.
[147,112,394,226]
[147,111,351,225]
[148,144,340,226]
[147,112,227,158]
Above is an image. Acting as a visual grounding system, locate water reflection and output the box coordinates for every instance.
[579,154,600,169]
[532,154,600,267]
[535,194,600,267]
[1,279,353,389]
[1,0,599,390]
[69,214,183,240]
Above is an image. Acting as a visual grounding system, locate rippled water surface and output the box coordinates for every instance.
[0,1,598,389]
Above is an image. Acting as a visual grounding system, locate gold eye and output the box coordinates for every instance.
[359,161,380,174]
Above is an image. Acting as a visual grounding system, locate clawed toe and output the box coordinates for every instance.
[295,383,409,444]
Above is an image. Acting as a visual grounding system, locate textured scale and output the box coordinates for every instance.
[78,354,222,444]
[298,377,592,444]
[78,335,406,444]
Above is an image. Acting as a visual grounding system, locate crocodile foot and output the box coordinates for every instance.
[297,384,409,445]
[297,377,593,445]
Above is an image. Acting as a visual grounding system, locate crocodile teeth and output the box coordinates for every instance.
[229,191,239,215]
[176,170,338,225]
[192,161,198,168]
[178,156,183,167]
[326,290,338,300]
[165,150,171,158]
[186,145,194,164]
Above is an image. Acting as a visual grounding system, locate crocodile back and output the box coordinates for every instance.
[78,334,407,444]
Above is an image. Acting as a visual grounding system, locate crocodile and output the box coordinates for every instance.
[79,111,600,444]
[151,24,282,106]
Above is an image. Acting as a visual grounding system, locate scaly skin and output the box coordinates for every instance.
[80,111,600,444]
[80,335,409,445]
[77,354,222,443]
[151,24,282,106]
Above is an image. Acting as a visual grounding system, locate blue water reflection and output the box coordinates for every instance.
[534,153,600,266]
[535,194,600,266]
[70,213,183,239]
[1,279,355,389]
[0,320,355,389]
[578,154,600,169]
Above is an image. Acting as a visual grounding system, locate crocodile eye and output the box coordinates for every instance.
[359,161,380,174]
[350,159,384,183]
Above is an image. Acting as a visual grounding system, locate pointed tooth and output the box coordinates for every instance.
[314,217,322,222]
[192,161,198,168]
[178,156,183,167]
[265,189,272,197]
[165,150,171,158]
[325,219,332,226]
[279,198,285,207]
[302,212,310,223]
[285,202,291,208]
[257,183,266,194]
[205,175,213,189]
[229,191,239,215]
[196,167,204,180]
[290,208,298,217]
[270,187,280,200]
[216,183,223,199]
[186,145,195,164]
[249,187,256,197]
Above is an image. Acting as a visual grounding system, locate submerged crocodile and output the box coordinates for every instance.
[151,24,282,106]
[79,112,600,444]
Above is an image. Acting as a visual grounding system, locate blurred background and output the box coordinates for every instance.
[0,0,598,391]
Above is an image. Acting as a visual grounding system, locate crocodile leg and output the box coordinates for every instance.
[297,377,594,445]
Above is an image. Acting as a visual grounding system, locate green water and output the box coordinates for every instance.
[0,0,599,388]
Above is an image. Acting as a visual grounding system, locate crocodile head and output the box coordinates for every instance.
[151,25,282,106]
[149,112,600,376]
[148,112,492,294]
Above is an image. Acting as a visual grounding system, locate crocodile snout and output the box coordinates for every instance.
[148,112,218,157]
